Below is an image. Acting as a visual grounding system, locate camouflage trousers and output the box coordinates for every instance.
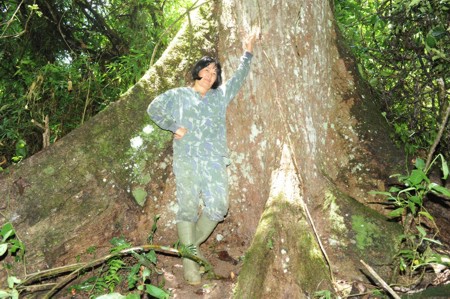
[173,156,229,223]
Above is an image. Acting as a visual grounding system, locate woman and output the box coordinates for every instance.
[147,33,256,285]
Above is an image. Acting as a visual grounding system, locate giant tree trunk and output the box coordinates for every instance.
[1,0,405,297]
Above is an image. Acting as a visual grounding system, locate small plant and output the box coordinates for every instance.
[397,226,449,274]
[0,222,25,261]
[0,215,206,298]
[314,289,333,299]
[69,215,171,298]
[370,155,450,279]
[0,223,26,299]
[11,140,27,163]
[370,155,449,231]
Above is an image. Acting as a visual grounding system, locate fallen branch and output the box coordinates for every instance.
[360,260,401,299]
[17,244,212,298]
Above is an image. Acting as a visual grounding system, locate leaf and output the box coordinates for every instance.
[416,226,426,237]
[408,201,416,215]
[408,169,428,186]
[109,237,131,253]
[96,293,126,299]
[0,223,14,241]
[429,183,450,198]
[439,155,449,179]
[146,250,157,265]
[142,268,151,280]
[0,291,11,298]
[418,211,434,221]
[388,207,404,218]
[0,104,10,113]
[388,186,401,193]
[7,276,21,289]
[415,158,425,170]
[409,195,422,205]
[0,244,8,257]
[431,26,447,38]
[9,239,24,254]
[127,264,140,290]
[145,284,169,299]
[423,237,442,245]
[380,69,393,76]
[408,0,421,8]
[425,32,437,48]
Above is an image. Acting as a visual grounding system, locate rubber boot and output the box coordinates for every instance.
[195,214,218,264]
[177,221,201,285]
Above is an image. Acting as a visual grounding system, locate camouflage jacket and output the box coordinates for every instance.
[147,52,253,160]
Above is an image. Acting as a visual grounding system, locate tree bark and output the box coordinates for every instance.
[1,0,406,297]
[221,0,404,297]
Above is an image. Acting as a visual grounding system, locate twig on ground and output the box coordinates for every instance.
[360,259,401,299]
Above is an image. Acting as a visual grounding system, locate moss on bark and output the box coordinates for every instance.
[234,194,333,298]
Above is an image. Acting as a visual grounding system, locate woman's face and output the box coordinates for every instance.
[197,63,217,91]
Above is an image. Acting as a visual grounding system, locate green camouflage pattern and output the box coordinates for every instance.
[147,52,253,222]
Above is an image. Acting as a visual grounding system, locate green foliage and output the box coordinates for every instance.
[335,0,450,157]
[370,155,450,279]
[0,223,25,261]
[314,289,333,299]
[147,214,160,244]
[369,156,448,222]
[69,216,170,298]
[0,223,25,299]
[397,226,448,273]
[0,276,21,299]
[0,0,193,166]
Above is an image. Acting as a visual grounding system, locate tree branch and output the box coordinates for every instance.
[360,260,401,299]
[17,244,212,298]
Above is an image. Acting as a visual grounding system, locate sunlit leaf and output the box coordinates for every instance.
[96,293,125,299]
[423,237,442,245]
[7,276,21,289]
[0,244,8,257]
[429,183,450,198]
[439,155,449,179]
[418,211,434,221]
[145,284,169,299]
[408,0,421,8]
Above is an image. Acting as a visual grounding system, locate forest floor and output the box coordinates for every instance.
[147,222,249,299]
[14,189,450,298]
[156,242,242,299]
[56,224,246,299]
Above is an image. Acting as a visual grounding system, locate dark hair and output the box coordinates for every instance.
[191,56,222,89]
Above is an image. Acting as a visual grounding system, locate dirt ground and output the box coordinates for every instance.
[144,217,248,299]
[56,220,247,299]
[157,241,243,299]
